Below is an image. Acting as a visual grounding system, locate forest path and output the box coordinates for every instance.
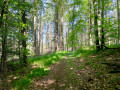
[29,53,92,90]
[29,49,120,90]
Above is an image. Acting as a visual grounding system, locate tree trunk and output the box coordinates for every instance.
[0,1,6,28]
[33,0,37,55]
[71,6,75,51]
[93,0,100,51]
[41,34,43,54]
[21,0,27,66]
[60,3,64,51]
[55,3,59,52]
[117,0,120,44]
[39,11,42,54]
[88,0,93,45]
[101,0,105,50]
[49,21,52,52]
[0,0,8,72]
[66,30,69,51]
[18,40,21,59]
[46,24,49,52]
[37,4,40,55]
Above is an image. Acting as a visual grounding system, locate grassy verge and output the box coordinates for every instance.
[84,49,120,89]
[1,51,68,90]
[66,47,120,89]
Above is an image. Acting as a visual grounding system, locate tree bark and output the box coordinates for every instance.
[60,2,64,51]
[117,0,120,44]
[55,3,59,52]
[101,0,105,50]
[21,0,27,66]
[37,4,40,55]
[39,11,42,54]
[46,24,49,52]
[93,0,100,51]
[0,0,8,72]
[33,0,37,55]
[49,21,52,52]
[88,0,93,45]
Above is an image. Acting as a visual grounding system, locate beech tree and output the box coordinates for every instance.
[101,0,105,50]
[20,0,28,66]
[93,0,100,51]
[0,0,8,72]
[117,0,120,44]
[54,1,59,52]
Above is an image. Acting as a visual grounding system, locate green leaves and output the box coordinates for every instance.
[67,30,79,48]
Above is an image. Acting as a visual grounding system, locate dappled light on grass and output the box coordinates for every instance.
[1,48,120,89]
[0,49,97,90]
[84,49,120,89]
[9,51,68,90]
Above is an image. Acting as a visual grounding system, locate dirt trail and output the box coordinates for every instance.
[29,53,91,90]
[29,50,120,90]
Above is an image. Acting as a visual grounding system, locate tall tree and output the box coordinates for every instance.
[37,3,40,55]
[0,0,8,72]
[117,0,120,44]
[21,0,27,66]
[59,0,66,51]
[54,1,59,52]
[93,0,100,51]
[39,11,42,54]
[88,0,93,45]
[101,0,105,49]
[33,0,37,55]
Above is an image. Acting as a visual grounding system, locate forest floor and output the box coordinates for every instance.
[29,49,120,90]
[0,49,120,90]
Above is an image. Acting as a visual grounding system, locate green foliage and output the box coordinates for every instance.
[67,30,79,48]
[8,51,68,89]
[67,47,96,59]
[21,49,30,56]
[13,68,49,90]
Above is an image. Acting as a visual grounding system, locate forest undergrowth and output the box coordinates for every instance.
[0,48,120,90]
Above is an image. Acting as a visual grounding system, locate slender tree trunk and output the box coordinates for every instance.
[49,21,52,52]
[66,32,67,51]
[37,4,40,55]
[93,0,100,51]
[98,0,101,44]
[101,0,105,49]
[60,16,64,51]
[0,0,8,72]
[33,0,37,55]
[21,0,27,66]
[60,4,64,51]
[46,24,49,52]
[66,30,69,51]
[108,14,111,45]
[17,0,21,60]
[71,6,75,51]
[88,0,93,45]
[117,0,120,44]
[34,16,36,55]
[0,1,6,28]
[18,40,21,59]
[80,32,83,46]
[39,11,42,54]
[42,34,43,54]
[55,4,59,52]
